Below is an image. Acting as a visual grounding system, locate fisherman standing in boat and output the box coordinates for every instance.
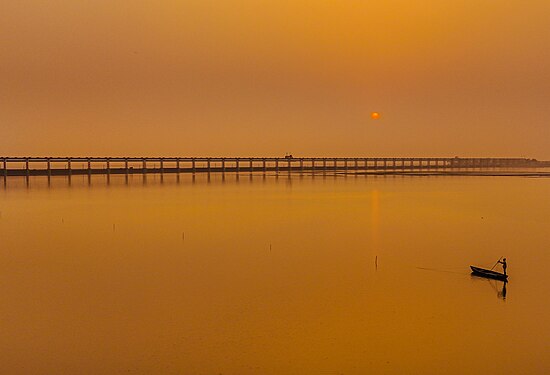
[498,258,507,276]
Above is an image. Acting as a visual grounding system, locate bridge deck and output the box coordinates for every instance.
[0,157,542,177]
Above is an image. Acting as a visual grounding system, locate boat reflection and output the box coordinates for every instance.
[472,274,508,300]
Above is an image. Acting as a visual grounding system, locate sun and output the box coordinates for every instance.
[371,112,381,120]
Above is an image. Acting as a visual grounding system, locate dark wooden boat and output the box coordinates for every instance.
[470,266,508,281]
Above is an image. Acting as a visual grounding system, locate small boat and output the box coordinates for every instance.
[470,266,508,281]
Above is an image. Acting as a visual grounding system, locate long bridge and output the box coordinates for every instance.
[0,157,545,177]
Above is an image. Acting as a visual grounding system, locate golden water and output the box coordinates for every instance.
[1,174,549,374]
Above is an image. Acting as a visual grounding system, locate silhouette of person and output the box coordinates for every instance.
[498,258,507,276]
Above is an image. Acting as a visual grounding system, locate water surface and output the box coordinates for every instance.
[1,173,549,374]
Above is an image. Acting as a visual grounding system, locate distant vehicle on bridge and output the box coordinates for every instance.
[284,153,293,159]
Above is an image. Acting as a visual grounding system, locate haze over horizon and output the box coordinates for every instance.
[1,1,549,158]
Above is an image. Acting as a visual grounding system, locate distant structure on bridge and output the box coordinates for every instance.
[0,156,545,178]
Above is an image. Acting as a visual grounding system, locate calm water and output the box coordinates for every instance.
[1,173,549,374]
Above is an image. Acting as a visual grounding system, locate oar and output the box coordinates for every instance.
[490,256,503,270]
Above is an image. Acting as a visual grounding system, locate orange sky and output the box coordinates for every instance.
[1,1,549,158]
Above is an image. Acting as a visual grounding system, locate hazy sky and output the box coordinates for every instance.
[1,1,549,158]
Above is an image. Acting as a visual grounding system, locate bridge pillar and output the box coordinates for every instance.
[25,158,30,177]
[249,158,253,173]
[142,158,146,174]
[300,158,304,172]
[275,159,279,173]
[176,158,180,173]
[106,158,110,175]
[334,158,338,171]
[192,158,196,174]
[288,158,291,172]
[222,158,226,173]
[208,158,212,173]
[262,158,266,173]
[160,158,164,174]
[67,158,72,176]
[323,158,326,172]
[236,158,240,174]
